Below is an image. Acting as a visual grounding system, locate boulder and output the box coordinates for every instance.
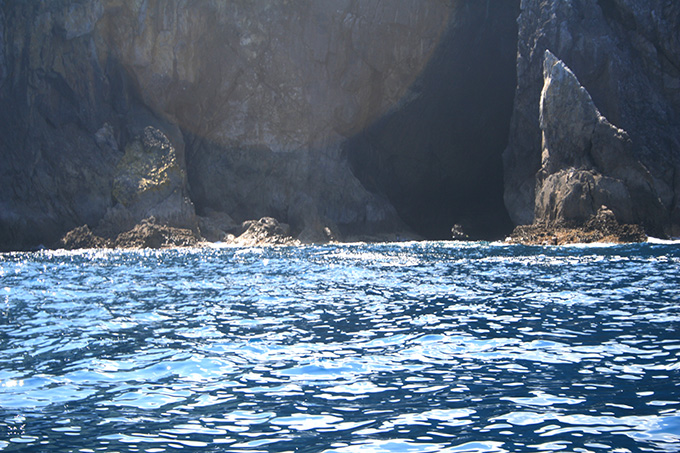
[230,217,298,247]
[59,225,111,250]
[197,209,239,242]
[113,217,199,249]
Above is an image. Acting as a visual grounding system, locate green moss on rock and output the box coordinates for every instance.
[112,126,185,207]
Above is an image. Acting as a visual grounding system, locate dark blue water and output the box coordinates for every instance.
[1,242,679,452]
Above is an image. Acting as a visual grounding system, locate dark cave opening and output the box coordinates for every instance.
[343,0,520,240]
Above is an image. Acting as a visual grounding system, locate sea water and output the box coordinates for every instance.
[0,242,679,452]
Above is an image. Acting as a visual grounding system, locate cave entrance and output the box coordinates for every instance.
[343,0,519,240]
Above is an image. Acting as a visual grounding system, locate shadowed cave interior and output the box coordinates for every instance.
[344,1,519,240]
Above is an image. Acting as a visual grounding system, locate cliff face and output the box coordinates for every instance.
[2,1,679,250]
[505,0,680,236]
[104,0,460,241]
[534,50,665,233]
[0,0,459,250]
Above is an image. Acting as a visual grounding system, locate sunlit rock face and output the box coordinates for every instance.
[535,50,665,234]
[505,0,680,236]
[103,1,451,151]
[0,0,458,249]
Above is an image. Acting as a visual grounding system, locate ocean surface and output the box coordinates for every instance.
[0,241,679,452]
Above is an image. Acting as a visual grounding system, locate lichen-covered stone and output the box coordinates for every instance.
[113,127,181,207]
[97,126,197,236]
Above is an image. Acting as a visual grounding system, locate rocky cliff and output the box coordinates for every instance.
[343,0,519,240]
[0,0,496,250]
[1,0,679,251]
[0,0,430,249]
[505,0,680,237]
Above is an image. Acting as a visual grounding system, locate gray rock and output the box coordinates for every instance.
[509,204,647,245]
[0,1,125,250]
[505,0,680,236]
[4,0,679,250]
[0,0,461,250]
[59,224,111,250]
[96,126,197,237]
[53,0,104,40]
[197,209,238,243]
[113,217,200,249]
[0,7,6,91]
[534,50,665,233]
[231,217,298,247]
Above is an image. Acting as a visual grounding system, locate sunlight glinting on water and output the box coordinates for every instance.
[0,242,679,452]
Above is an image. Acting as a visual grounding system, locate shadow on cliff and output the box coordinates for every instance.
[0,0,520,250]
[343,0,520,240]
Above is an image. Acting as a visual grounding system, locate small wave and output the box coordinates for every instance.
[647,236,680,244]
[1,242,678,452]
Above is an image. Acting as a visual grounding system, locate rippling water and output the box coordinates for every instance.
[1,242,679,452]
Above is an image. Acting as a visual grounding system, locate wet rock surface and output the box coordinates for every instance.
[113,218,200,249]
[509,206,647,245]
[59,225,112,250]
[229,217,299,247]
[59,217,200,250]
